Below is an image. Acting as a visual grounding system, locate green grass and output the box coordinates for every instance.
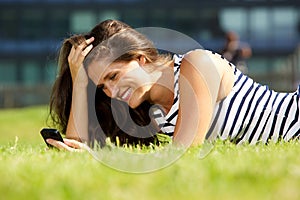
[1,106,300,200]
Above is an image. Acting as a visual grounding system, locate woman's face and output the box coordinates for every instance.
[88,58,154,108]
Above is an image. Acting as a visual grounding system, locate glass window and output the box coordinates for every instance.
[219,8,247,37]
[70,11,97,33]
[0,9,18,39]
[172,9,199,35]
[150,9,167,27]
[21,9,45,39]
[98,10,120,22]
[249,8,270,39]
[173,9,196,19]
[272,7,297,39]
[247,57,270,75]
[122,10,145,28]
[22,61,40,86]
[44,61,57,84]
[272,57,285,71]
[48,10,69,38]
[0,60,17,85]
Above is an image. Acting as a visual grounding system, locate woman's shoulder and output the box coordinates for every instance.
[178,49,224,77]
[184,49,236,71]
[180,49,235,98]
[180,49,230,70]
[183,49,224,58]
[182,49,206,58]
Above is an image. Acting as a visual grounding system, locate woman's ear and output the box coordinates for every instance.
[138,55,146,66]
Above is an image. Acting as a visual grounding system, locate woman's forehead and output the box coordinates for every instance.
[87,60,122,84]
[87,60,110,84]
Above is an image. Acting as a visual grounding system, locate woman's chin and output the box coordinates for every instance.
[127,97,142,109]
[127,90,146,109]
[128,101,138,109]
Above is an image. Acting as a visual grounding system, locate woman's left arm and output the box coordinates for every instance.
[173,50,234,146]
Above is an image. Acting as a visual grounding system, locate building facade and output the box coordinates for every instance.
[0,0,299,107]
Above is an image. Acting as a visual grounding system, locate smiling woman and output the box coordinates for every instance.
[84,29,173,109]
[48,19,300,152]
[49,19,165,147]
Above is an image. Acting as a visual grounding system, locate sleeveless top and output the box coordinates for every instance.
[153,50,300,144]
[151,54,183,136]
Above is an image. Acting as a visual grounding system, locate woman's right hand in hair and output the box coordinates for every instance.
[68,37,95,85]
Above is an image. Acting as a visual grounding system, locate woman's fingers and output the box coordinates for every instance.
[68,37,94,71]
[68,46,76,64]
[68,37,94,63]
[68,37,95,80]
[73,37,95,61]
[46,138,84,152]
[77,37,94,50]
[63,138,91,152]
[86,36,95,44]
[81,44,94,57]
[63,138,87,149]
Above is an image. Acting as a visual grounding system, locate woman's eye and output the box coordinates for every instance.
[110,73,117,80]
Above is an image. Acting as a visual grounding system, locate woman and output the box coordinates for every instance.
[49,19,161,150]
[47,19,300,151]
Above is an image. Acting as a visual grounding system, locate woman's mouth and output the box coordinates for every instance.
[120,88,132,102]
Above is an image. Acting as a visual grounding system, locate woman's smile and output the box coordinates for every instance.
[119,87,133,102]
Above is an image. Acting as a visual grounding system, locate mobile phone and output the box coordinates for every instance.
[40,128,64,148]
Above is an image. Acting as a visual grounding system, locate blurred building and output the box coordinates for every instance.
[0,0,300,107]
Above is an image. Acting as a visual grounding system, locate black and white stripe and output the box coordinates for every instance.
[206,51,300,144]
[154,50,300,144]
[152,54,182,136]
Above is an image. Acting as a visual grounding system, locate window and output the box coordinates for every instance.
[70,11,97,33]
[149,9,167,27]
[44,61,57,84]
[272,7,298,39]
[219,8,247,37]
[249,7,270,39]
[48,10,69,38]
[0,60,17,85]
[122,10,145,28]
[0,9,18,39]
[21,9,45,39]
[22,61,40,86]
[98,10,120,22]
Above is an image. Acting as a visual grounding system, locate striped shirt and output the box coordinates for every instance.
[153,50,300,144]
[151,54,182,136]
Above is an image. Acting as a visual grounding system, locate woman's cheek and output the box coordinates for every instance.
[128,89,143,109]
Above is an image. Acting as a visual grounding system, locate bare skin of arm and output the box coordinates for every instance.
[47,37,94,151]
[173,49,235,146]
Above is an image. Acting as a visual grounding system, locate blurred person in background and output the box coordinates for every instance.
[220,31,252,74]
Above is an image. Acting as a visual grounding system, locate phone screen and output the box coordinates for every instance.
[40,128,64,148]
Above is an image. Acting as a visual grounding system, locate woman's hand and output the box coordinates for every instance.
[68,37,95,84]
[46,138,90,152]
[65,38,94,144]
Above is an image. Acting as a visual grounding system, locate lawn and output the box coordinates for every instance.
[0,106,300,200]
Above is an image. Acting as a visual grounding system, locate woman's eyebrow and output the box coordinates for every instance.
[103,72,112,81]
[103,70,118,80]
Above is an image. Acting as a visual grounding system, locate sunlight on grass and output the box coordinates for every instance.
[0,105,49,145]
[0,106,300,200]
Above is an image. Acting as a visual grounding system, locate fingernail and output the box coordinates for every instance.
[46,138,52,143]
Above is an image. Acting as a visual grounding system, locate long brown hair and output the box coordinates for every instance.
[50,20,130,132]
[84,28,171,69]
[49,19,171,146]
